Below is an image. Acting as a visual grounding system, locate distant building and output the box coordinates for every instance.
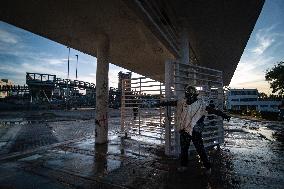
[226,88,282,112]
[257,99,282,112]
[118,71,132,92]
[0,79,14,98]
[117,72,132,107]
[226,89,258,111]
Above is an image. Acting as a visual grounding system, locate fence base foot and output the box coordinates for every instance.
[120,132,131,139]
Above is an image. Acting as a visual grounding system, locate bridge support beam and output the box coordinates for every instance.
[95,34,110,144]
[173,27,191,156]
[179,27,190,65]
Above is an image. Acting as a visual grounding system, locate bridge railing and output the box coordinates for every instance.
[26,72,56,87]
[26,73,96,90]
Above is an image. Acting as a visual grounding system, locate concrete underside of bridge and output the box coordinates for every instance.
[0,0,264,86]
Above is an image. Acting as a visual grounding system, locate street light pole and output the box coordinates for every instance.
[75,54,79,110]
[67,47,70,79]
[66,47,71,110]
[75,54,78,79]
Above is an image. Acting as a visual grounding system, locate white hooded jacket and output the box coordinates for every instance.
[176,98,207,135]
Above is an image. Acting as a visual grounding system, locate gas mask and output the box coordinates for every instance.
[184,85,198,105]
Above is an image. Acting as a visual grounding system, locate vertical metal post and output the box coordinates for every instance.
[67,47,70,79]
[174,62,181,156]
[75,54,79,79]
[139,78,142,135]
[159,82,162,128]
[165,60,172,156]
[218,76,224,144]
[121,79,125,135]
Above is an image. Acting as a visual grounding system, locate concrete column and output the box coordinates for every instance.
[95,34,110,144]
[176,27,191,99]
[173,26,191,156]
[179,27,190,65]
[94,143,108,176]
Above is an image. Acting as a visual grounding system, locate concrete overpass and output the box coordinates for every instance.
[0,0,265,144]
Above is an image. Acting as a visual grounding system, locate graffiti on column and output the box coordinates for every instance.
[95,114,108,127]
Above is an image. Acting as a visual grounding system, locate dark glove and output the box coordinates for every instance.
[224,115,231,122]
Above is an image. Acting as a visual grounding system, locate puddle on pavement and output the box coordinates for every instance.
[222,117,284,188]
[42,145,123,178]
[18,154,42,161]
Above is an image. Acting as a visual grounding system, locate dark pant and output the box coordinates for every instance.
[180,130,211,169]
[133,107,138,120]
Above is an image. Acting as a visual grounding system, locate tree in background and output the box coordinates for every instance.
[265,61,284,95]
[258,92,268,99]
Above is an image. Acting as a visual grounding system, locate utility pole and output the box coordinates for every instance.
[75,54,78,79]
[67,47,70,79]
[75,54,79,110]
[66,47,71,110]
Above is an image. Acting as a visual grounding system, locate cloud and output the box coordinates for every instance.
[0,64,24,75]
[0,21,154,90]
[74,75,96,84]
[45,58,66,65]
[230,24,284,94]
[0,29,18,44]
[251,25,284,55]
[230,55,274,93]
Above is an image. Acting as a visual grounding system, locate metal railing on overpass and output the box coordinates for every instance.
[26,72,96,90]
[132,0,180,56]
[0,85,29,92]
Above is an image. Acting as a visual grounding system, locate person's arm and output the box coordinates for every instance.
[206,106,231,121]
[156,100,177,107]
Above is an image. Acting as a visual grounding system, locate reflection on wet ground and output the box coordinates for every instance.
[220,117,284,188]
[0,110,283,188]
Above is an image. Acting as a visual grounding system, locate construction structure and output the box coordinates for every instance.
[0,73,96,109]
[26,72,96,103]
[0,0,265,152]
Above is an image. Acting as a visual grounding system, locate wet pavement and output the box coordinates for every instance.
[220,118,284,188]
[0,110,283,189]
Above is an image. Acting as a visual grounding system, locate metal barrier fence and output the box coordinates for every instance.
[173,62,224,154]
[121,62,224,156]
[120,77,175,144]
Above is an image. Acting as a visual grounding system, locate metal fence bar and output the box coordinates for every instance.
[173,61,224,155]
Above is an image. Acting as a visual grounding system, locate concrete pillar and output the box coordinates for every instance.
[173,26,191,156]
[94,143,108,176]
[95,34,110,144]
[176,26,191,99]
[179,27,190,65]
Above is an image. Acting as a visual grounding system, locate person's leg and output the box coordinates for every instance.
[180,130,191,167]
[133,108,138,120]
[192,130,211,169]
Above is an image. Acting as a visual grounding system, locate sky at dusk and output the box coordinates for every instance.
[0,0,283,94]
